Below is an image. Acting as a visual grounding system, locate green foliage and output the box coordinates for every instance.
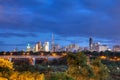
[0,58,14,79]
[14,64,36,72]
[91,58,110,80]
[0,52,113,80]
[0,58,45,80]
[0,71,45,80]
[101,60,120,80]
[67,53,94,80]
[66,52,110,80]
[9,71,45,80]
[46,72,74,80]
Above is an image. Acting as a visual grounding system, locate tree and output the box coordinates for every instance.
[9,71,45,80]
[66,53,110,80]
[46,72,73,80]
[0,58,14,78]
[0,58,45,80]
[0,77,8,80]
[0,58,14,70]
[66,53,94,80]
[91,58,110,80]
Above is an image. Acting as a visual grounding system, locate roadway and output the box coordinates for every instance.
[0,55,61,59]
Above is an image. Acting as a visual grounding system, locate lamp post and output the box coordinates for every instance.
[47,55,49,67]
[10,52,13,56]
[47,54,51,74]
[26,52,30,56]
[3,52,6,55]
[22,52,25,56]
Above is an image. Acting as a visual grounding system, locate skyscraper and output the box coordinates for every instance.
[44,42,50,52]
[98,45,108,52]
[113,45,120,52]
[26,43,31,52]
[89,37,93,51]
[35,41,42,52]
[51,34,55,52]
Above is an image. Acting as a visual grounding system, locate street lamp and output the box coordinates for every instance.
[26,53,30,56]
[10,52,13,56]
[3,52,6,55]
[117,67,119,70]
[22,52,25,55]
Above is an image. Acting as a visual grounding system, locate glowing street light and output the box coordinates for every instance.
[3,52,6,55]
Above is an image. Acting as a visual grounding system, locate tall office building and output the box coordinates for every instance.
[92,42,99,51]
[44,42,50,52]
[26,43,31,52]
[92,42,108,52]
[113,45,120,52]
[89,37,93,51]
[54,44,61,52]
[67,44,79,52]
[35,42,42,52]
[51,34,55,52]
[98,45,108,52]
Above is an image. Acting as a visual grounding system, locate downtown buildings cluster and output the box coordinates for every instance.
[19,36,120,53]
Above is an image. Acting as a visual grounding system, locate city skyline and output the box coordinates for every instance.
[1,0,120,51]
[0,36,115,52]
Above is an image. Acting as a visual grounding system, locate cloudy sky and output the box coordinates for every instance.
[0,0,120,51]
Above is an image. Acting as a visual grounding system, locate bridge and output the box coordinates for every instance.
[0,55,61,65]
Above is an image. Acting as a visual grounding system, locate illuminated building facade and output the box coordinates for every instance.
[26,43,31,52]
[113,45,120,52]
[35,42,42,52]
[44,42,50,52]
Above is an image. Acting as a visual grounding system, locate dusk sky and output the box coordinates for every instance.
[0,0,120,51]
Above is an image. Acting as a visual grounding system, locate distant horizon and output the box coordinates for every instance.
[0,36,115,51]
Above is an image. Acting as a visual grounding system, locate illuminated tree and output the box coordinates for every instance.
[0,58,45,80]
[0,58,14,78]
[67,53,94,80]
[9,71,45,80]
[66,53,109,80]
[0,58,14,70]
[0,77,8,80]
[46,72,73,80]
[91,58,109,80]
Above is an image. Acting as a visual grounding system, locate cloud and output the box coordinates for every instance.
[0,39,41,51]
[0,0,120,41]
[0,40,36,46]
[0,32,37,38]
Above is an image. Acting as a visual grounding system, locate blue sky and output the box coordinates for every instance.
[0,0,120,51]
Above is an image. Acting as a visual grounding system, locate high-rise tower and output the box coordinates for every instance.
[44,42,50,52]
[37,41,41,51]
[89,37,93,51]
[27,43,31,52]
[35,41,41,52]
[51,34,55,52]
